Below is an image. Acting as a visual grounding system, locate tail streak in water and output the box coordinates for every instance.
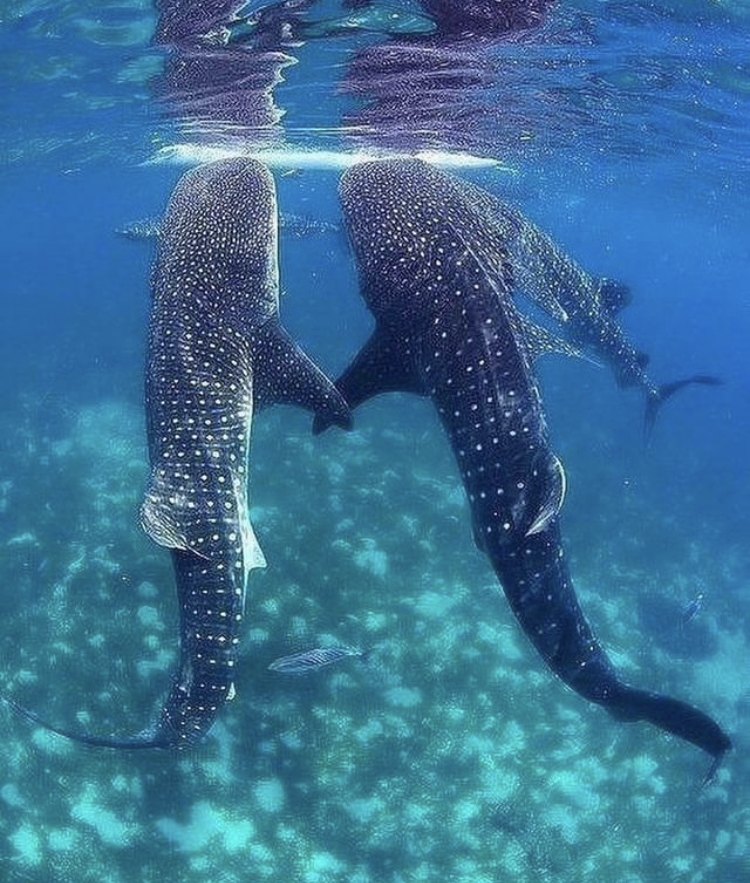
[321,158,730,781]
[3,158,350,749]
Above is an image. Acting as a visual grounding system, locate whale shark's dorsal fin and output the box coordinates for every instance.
[313,322,425,434]
[252,318,352,430]
[139,482,267,574]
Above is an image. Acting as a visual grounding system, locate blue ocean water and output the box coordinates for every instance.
[0,2,749,882]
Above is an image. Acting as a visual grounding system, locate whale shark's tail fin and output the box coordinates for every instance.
[644,374,724,442]
[605,683,731,786]
[1,693,172,749]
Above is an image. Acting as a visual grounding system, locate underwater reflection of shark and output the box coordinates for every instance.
[5,158,350,748]
[461,190,723,438]
[319,158,730,781]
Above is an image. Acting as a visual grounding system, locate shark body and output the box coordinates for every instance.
[6,158,349,748]
[320,158,730,779]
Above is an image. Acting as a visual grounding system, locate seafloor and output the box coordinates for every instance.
[0,384,747,883]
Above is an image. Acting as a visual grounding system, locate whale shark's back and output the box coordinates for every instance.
[340,159,514,325]
[153,157,279,326]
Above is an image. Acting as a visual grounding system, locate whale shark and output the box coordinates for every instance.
[5,158,350,748]
[458,187,722,438]
[318,158,730,780]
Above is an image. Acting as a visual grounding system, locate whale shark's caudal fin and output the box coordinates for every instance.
[606,683,731,785]
[253,318,352,430]
[115,216,162,241]
[644,374,724,442]
[1,694,172,749]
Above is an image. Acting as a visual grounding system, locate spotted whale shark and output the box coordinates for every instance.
[5,158,350,748]
[459,187,722,438]
[318,158,730,779]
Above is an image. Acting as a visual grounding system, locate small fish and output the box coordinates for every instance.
[268,646,363,674]
[117,212,339,242]
[116,215,162,241]
[279,212,340,238]
[682,592,706,626]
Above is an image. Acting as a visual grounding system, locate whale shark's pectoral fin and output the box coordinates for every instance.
[313,323,425,434]
[514,284,570,326]
[252,319,352,430]
[522,452,567,537]
[538,291,569,326]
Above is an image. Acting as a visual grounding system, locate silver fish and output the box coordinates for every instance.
[268,647,363,674]
[3,158,350,749]
[117,211,339,242]
[682,591,706,627]
[116,215,162,240]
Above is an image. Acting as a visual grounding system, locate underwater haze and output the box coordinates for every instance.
[1,1,749,882]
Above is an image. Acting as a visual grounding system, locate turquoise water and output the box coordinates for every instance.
[0,2,749,881]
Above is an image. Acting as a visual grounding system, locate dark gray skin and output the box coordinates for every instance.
[319,158,730,781]
[5,158,350,749]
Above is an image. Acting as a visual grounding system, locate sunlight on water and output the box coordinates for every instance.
[149,142,517,171]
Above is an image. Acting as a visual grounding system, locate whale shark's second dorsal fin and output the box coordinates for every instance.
[313,322,426,434]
